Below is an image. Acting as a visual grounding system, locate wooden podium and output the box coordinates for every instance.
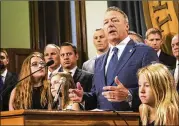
[1,109,139,125]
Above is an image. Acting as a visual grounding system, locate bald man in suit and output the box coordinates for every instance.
[44,44,62,79]
[82,28,109,73]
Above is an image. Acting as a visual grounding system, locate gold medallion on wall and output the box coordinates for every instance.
[142,1,179,55]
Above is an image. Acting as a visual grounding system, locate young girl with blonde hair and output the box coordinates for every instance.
[138,63,179,125]
[9,52,52,110]
[50,72,80,110]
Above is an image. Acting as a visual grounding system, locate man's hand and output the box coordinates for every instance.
[102,76,128,102]
[69,82,83,103]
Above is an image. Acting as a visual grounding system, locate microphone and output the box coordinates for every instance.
[53,77,67,109]
[46,60,54,67]
[0,60,54,96]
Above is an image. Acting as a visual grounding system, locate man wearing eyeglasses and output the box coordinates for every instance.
[0,49,18,111]
[59,42,93,93]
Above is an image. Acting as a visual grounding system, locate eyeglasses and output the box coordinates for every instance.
[31,61,46,67]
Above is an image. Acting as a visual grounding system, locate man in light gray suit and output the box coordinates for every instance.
[82,28,109,73]
[171,34,179,92]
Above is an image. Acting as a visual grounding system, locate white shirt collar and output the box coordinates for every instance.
[105,36,130,74]
[48,65,61,79]
[1,69,7,78]
[1,69,8,83]
[64,66,77,77]
[157,49,161,57]
[176,60,179,67]
[96,54,101,58]
[109,36,130,58]
[96,51,107,58]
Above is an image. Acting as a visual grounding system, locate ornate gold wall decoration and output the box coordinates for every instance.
[142,1,178,55]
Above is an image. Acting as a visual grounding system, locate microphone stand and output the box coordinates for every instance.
[52,84,62,109]
[111,104,129,126]
[57,95,62,111]
[113,110,129,126]
[52,77,66,110]
[0,66,45,96]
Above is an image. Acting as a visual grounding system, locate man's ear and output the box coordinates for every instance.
[126,23,129,31]
[161,39,163,45]
[76,53,79,60]
[144,39,148,44]
[6,58,9,65]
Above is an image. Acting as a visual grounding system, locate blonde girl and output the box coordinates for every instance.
[50,72,80,110]
[138,63,179,125]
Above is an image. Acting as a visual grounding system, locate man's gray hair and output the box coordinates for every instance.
[106,6,129,23]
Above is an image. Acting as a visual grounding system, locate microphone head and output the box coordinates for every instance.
[58,77,67,89]
[60,77,66,84]
[46,60,54,67]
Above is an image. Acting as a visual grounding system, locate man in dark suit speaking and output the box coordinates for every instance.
[69,6,158,111]
[0,49,18,111]
[59,42,93,92]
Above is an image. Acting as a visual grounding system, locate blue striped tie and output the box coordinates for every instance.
[106,47,118,85]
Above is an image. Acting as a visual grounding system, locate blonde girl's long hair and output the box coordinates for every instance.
[51,72,76,109]
[13,52,52,110]
[139,104,150,125]
[138,63,179,125]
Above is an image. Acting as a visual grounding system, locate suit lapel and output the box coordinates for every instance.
[73,68,82,84]
[3,72,12,89]
[109,40,136,86]
[99,50,110,86]
[58,66,63,72]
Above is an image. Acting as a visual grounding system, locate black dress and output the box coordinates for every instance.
[148,121,154,126]
[32,85,48,109]
[139,118,154,126]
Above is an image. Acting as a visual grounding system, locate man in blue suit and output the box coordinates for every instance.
[69,6,158,111]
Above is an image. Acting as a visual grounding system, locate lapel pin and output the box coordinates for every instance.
[129,49,132,52]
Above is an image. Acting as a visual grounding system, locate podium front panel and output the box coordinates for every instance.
[1,109,139,125]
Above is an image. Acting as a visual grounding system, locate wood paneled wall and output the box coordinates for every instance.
[5,48,42,74]
[29,1,88,67]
